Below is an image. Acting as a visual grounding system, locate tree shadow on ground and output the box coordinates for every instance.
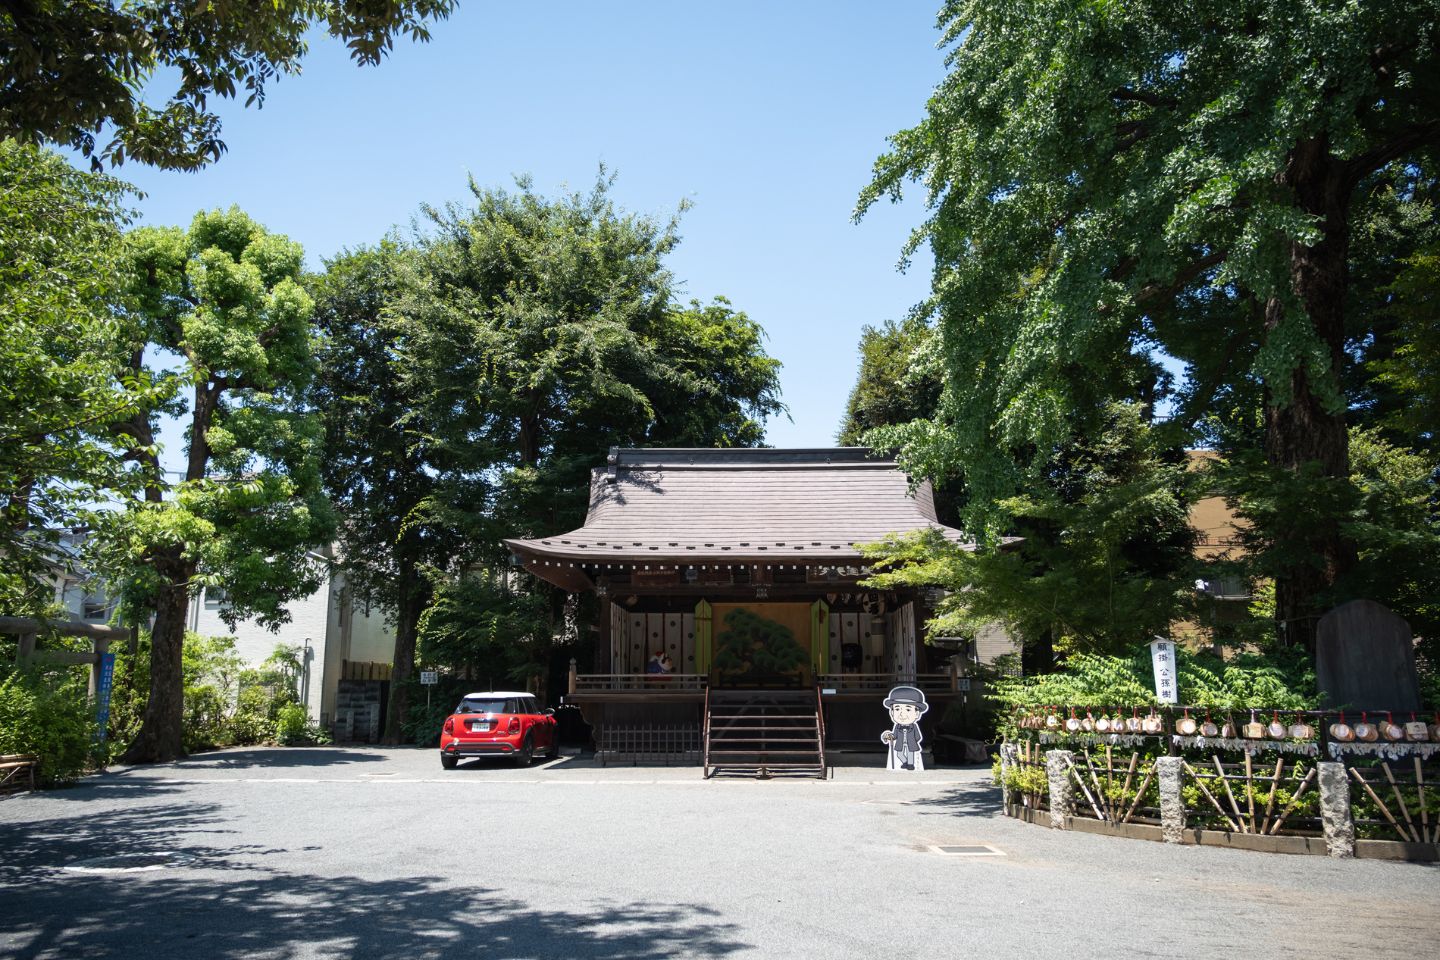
[0,801,752,960]
[906,778,1005,817]
[159,747,391,770]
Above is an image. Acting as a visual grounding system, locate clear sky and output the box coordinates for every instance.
[104,1,948,449]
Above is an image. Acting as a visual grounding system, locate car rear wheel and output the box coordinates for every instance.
[441,754,458,770]
[514,734,533,768]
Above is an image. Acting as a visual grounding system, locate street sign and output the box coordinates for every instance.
[95,652,116,742]
[1148,637,1178,704]
[955,677,972,692]
[420,671,438,686]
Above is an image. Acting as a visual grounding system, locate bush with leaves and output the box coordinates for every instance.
[0,666,99,783]
[992,649,1318,719]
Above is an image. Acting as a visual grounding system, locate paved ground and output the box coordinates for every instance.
[0,747,1435,959]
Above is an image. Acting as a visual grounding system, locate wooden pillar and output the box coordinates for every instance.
[88,636,110,699]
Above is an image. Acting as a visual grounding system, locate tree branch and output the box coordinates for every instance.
[1346,119,1440,187]
[1110,87,1177,109]
[1135,250,1227,306]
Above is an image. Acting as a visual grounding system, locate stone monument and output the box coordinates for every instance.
[1315,599,1421,711]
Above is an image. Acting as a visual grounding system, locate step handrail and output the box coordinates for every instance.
[702,684,712,778]
[814,685,828,779]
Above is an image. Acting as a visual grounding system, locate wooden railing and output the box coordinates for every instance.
[815,672,964,692]
[571,673,708,693]
[568,671,970,694]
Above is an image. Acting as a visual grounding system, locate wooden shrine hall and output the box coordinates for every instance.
[504,447,982,776]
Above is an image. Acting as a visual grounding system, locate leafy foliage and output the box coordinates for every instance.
[1,1,457,170]
[990,649,1318,713]
[321,171,785,695]
[858,0,1440,645]
[836,316,942,448]
[860,403,1195,660]
[0,666,99,783]
[0,141,166,615]
[89,207,334,763]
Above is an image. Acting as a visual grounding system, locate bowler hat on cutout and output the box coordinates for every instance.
[883,685,929,713]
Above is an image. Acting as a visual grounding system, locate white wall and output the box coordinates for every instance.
[190,576,334,722]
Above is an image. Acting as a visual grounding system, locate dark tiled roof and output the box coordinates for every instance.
[504,447,976,565]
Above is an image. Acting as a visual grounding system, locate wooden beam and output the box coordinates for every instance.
[0,617,130,640]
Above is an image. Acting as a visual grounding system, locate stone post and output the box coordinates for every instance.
[1044,749,1075,829]
[1317,761,1355,858]
[1154,756,1187,844]
[998,742,1018,809]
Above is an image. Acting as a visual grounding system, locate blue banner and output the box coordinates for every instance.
[95,652,116,742]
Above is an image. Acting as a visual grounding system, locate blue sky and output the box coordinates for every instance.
[108,2,948,450]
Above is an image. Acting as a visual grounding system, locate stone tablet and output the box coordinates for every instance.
[1315,599,1421,711]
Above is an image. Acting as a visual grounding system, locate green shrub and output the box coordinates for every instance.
[992,648,1318,714]
[182,683,232,753]
[0,668,99,783]
[274,702,330,746]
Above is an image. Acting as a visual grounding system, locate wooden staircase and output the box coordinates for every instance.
[703,687,826,779]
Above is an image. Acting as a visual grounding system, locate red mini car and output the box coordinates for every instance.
[439,691,559,769]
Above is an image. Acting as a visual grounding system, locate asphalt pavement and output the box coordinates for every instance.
[0,747,1435,959]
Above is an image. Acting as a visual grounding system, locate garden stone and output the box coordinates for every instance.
[1044,749,1074,828]
[1154,756,1186,843]
[999,742,1018,808]
[1317,761,1355,859]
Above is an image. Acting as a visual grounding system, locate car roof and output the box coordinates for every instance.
[459,691,533,699]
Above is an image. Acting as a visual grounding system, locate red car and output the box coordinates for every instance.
[440,691,559,769]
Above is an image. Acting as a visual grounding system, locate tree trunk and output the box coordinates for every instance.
[381,555,430,745]
[1261,136,1358,651]
[120,557,193,764]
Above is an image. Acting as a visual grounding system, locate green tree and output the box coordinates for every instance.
[859,0,1440,648]
[93,207,334,763]
[0,141,163,615]
[399,172,785,551]
[837,316,941,447]
[860,403,1195,665]
[309,242,465,742]
[389,171,785,692]
[1,1,456,170]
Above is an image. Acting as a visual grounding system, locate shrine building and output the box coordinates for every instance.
[505,447,992,775]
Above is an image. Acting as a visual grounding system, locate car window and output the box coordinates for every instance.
[522,698,538,715]
[458,698,508,714]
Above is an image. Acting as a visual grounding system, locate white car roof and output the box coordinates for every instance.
[460,691,532,699]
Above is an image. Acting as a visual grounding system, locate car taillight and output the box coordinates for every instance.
[443,718,454,734]
[508,717,520,733]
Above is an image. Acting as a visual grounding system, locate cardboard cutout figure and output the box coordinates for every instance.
[881,685,928,771]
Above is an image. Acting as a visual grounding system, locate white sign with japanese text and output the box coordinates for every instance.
[1148,638,1178,704]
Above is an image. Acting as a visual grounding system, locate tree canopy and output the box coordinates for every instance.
[312,171,786,732]
[858,0,1440,648]
[0,141,159,614]
[97,207,334,762]
[1,1,456,170]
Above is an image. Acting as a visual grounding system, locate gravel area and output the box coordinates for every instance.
[1,746,1434,959]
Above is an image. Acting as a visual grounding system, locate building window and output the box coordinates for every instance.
[81,593,108,621]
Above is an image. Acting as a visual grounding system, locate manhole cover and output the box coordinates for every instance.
[932,845,1005,856]
[62,852,197,874]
